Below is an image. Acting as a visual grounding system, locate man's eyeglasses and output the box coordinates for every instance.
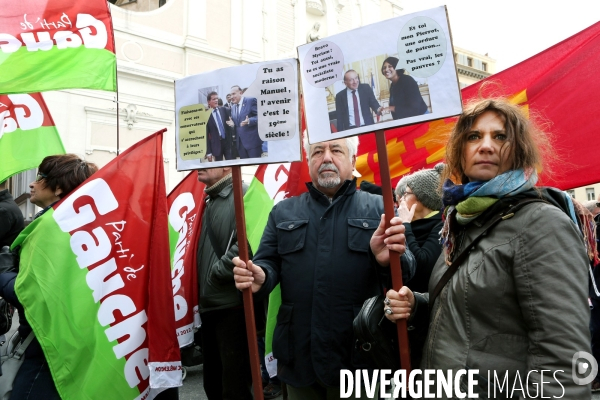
[36,173,47,182]
[401,190,415,199]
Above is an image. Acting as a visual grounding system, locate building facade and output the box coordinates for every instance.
[7,0,520,221]
[7,0,408,220]
[454,46,496,89]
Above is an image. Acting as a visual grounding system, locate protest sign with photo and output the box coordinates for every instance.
[298,6,462,143]
[174,59,302,170]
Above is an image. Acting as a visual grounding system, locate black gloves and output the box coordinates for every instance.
[0,246,18,275]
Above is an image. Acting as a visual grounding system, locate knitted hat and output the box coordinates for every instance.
[404,163,444,211]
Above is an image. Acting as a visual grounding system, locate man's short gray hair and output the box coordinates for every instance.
[302,134,359,162]
[583,200,599,213]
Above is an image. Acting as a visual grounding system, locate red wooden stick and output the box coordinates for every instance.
[374,129,411,375]
[232,166,264,400]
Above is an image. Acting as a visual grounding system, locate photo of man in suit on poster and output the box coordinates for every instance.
[334,70,382,132]
[226,85,265,159]
[205,91,235,161]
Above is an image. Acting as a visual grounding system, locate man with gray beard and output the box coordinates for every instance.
[233,137,415,399]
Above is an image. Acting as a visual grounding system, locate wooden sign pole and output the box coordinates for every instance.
[374,129,412,375]
[232,166,264,400]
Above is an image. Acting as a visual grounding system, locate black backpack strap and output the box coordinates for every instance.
[429,198,547,308]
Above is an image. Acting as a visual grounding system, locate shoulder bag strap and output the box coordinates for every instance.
[429,198,546,308]
[14,332,35,359]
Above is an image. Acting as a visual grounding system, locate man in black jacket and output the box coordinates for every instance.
[233,136,414,399]
[0,181,24,248]
[196,167,252,400]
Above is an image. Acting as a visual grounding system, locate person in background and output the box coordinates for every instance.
[0,180,24,248]
[0,154,98,400]
[396,163,444,294]
[195,166,253,400]
[583,198,600,392]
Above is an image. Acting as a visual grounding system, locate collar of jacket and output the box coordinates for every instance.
[306,178,356,205]
[205,174,233,199]
[467,188,558,229]
[34,201,58,220]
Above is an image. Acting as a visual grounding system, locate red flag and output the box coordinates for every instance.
[167,171,206,347]
[0,92,65,182]
[14,129,182,398]
[356,21,600,190]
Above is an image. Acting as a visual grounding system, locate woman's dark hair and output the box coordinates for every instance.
[381,56,399,74]
[442,98,551,184]
[38,154,98,198]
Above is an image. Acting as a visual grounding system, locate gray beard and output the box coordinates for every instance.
[317,163,341,188]
[318,175,341,188]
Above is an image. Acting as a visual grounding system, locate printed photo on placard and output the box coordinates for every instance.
[298,6,462,144]
[175,59,301,170]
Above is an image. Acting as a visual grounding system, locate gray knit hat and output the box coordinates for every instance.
[404,163,444,211]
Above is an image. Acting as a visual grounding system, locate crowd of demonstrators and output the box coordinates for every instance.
[1,100,597,400]
[384,98,592,398]
[0,155,98,400]
[233,135,415,399]
[195,166,255,400]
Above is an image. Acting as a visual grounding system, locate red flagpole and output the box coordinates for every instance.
[232,166,264,400]
[375,129,411,376]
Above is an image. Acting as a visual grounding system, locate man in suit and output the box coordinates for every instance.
[335,70,382,132]
[226,85,264,159]
[206,92,234,161]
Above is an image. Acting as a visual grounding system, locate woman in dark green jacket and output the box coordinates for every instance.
[384,98,591,399]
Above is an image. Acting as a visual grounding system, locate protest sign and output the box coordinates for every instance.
[354,20,600,191]
[174,59,302,170]
[298,6,462,143]
[0,0,116,94]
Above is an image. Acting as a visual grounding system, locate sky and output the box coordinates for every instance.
[402,0,600,71]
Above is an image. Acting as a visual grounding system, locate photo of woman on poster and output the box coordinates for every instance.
[381,56,429,119]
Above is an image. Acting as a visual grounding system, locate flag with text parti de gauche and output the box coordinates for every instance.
[0,0,116,94]
[0,92,65,183]
[12,129,181,400]
[167,171,206,347]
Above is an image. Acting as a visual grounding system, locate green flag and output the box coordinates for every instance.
[0,1,116,94]
[243,161,310,377]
